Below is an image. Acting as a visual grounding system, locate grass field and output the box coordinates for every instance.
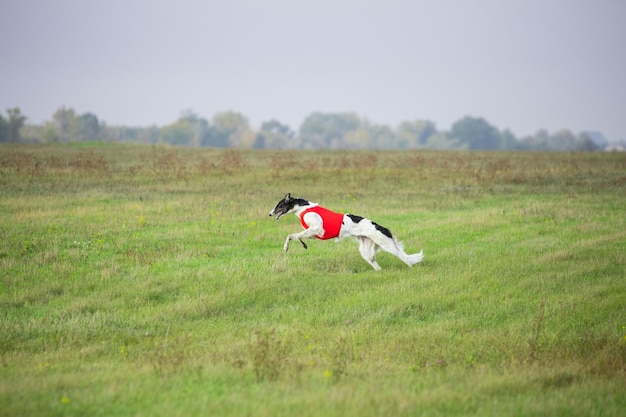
[1,143,625,416]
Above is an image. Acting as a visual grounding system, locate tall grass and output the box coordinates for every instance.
[1,143,625,416]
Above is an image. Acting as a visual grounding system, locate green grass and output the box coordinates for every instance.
[1,144,625,416]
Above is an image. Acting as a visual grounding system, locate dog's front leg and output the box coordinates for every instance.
[283,235,293,252]
[284,228,322,252]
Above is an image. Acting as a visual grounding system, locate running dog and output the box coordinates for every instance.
[268,193,423,270]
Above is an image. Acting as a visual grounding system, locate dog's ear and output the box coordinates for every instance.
[284,193,292,201]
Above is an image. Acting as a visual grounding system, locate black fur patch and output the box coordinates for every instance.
[372,221,393,239]
[347,214,364,223]
[272,197,310,215]
[291,198,310,207]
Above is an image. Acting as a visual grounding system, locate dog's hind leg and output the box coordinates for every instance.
[366,228,422,267]
[358,237,382,271]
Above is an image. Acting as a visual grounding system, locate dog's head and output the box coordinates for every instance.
[269,193,305,220]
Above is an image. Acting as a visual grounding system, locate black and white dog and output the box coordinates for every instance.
[269,193,423,271]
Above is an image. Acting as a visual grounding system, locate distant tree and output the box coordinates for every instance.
[136,126,160,144]
[208,111,252,147]
[254,119,295,149]
[518,129,548,150]
[79,112,101,141]
[160,111,213,146]
[575,132,599,151]
[0,113,8,143]
[368,124,397,149]
[53,107,81,142]
[500,129,518,150]
[517,129,599,151]
[535,129,550,143]
[39,123,61,143]
[0,108,27,142]
[340,122,400,149]
[180,110,210,147]
[397,120,437,148]
[425,132,466,149]
[200,127,228,148]
[547,130,599,151]
[518,135,546,150]
[104,125,157,143]
[343,128,372,149]
[299,112,361,148]
[160,118,194,145]
[548,129,578,151]
[582,131,607,148]
[449,116,502,149]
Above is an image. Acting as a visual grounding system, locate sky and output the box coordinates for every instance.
[1,0,625,141]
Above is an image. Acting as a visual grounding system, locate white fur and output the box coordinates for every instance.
[270,196,423,271]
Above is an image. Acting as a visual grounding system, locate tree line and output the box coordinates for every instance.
[1,106,606,151]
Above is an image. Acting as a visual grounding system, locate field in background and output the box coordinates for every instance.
[1,143,625,416]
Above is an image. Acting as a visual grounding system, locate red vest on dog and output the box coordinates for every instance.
[299,206,344,240]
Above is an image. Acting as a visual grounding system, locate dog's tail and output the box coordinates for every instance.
[390,239,423,266]
[405,249,424,266]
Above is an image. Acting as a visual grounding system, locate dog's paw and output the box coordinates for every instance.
[298,239,308,250]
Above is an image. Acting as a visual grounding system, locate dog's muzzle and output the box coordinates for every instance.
[269,210,285,220]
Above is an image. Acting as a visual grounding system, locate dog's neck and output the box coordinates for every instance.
[292,200,318,216]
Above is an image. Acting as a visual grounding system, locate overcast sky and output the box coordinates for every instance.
[2,0,625,141]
